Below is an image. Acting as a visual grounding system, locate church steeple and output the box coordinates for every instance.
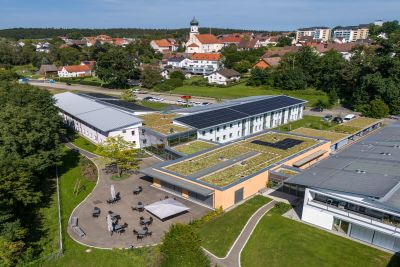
[189,17,199,40]
[190,17,199,26]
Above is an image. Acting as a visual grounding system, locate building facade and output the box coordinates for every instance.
[185,18,224,53]
[296,27,331,42]
[333,25,370,42]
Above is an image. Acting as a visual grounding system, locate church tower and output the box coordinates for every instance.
[189,17,199,41]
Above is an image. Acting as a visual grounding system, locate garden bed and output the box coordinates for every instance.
[173,140,216,155]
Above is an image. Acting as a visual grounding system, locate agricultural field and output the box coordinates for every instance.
[173,140,216,155]
[166,132,319,187]
[139,113,190,135]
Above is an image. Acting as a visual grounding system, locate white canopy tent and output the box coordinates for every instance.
[106,214,113,232]
[110,185,116,200]
[145,198,190,220]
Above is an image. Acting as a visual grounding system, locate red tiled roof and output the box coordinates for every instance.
[153,39,172,47]
[187,43,199,47]
[263,46,300,57]
[62,65,91,73]
[196,34,221,44]
[313,43,356,53]
[221,36,242,43]
[113,38,125,45]
[191,53,221,61]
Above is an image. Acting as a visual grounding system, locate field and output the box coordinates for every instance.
[139,113,190,135]
[72,135,98,153]
[197,195,271,257]
[173,140,216,155]
[292,127,348,142]
[166,132,318,187]
[35,149,156,267]
[172,84,328,106]
[241,204,400,267]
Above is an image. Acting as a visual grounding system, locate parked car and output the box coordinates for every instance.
[201,102,211,106]
[333,117,343,124]
[66,82,72,86]
[323,114,333,121]
[311,106,323,112]
[143,96,154,101]
[343,114,356,122]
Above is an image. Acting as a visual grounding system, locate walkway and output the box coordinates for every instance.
[204,200,276,267]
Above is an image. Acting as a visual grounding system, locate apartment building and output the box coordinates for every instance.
[296,27,331,42]
[333,25,370,42]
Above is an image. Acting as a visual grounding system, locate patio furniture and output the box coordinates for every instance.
[136,202,144,212]
[70,216,78,227]
[146,231,152,237]
[92,207,100,218]
[114,224,123,233]
[133,186,143,195]
[70,217,86,238]
[137,228,148,236]
[140,217,152,226]
[136,234,144,241]
[108,211,120,221]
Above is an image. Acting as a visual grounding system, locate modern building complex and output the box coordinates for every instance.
[333,25,370,42]
[142,131,330,209]
[296,27,332,42]
[284,123,400,253]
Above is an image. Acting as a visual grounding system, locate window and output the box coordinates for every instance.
[217,127,220,132]
[229,133,233,138]
[210,129,213,134]
[132,141,136,146]
[202,131,206,135]
[223,125,227,130]
[122,130,126,133]
[230,123,233,128]
[238,131,240,136]
[217,137,220,141]
[223,135,226,140]
[131,130,135,136]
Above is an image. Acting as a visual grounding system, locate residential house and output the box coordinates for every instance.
[167,56,190,68]
[58,64,92,78]
[253,57,281,69]
[296,27,331,42]
[186,53,222,75]
[185,18,223,53]
[38,64,58,77]
[263,46,300,58]
[150,39,178,53]
[333,25,370,42]
[36,42,50,53]
[238,38,263,50]
[219,35,242,47]
[313,43,357,60]
[207,69,240,85]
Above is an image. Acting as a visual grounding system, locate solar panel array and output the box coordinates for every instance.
[78,92,117,100]
[100,99,155,112]
[251,138,304,150]
[175,95,304,129]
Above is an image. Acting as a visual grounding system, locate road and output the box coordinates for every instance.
[29,81,217,104]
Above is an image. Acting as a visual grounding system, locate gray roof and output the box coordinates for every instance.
[287,122,400,211]
[39,64,58,73]
[54,92,142,132]
[216,68,241,78]
[168,56,186,62]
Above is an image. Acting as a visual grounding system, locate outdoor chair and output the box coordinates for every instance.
[138,201,143,205]
[146,231,152,237]
[131,206,137,211]
[143,227,148,232]
[140,216,144,220]
[92,207,100,218]
[115,192,121,201]
[133,229,138,235]
[137,235,144,241]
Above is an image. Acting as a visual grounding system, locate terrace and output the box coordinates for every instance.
[172,140,216,155]
[291,127,348,142]
[332,117,381,134]
[139,113,190,135]
[165,132,319,187]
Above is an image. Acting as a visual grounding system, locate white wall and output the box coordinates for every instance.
[109,124,141,148]
[58,69,91,78]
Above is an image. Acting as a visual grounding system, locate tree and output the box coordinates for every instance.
[276,36,292,47]
[247,67,269,86]
[360,99,389,118]
[57,47,81,65]
[170,70,185,80]
[96,136,138,177]
[273,67,307,90]
[66,32,83,40]
[0,70,19,81]
[96,47,140,88]
[155,78,183,92]
[233,60,252,73]
[140,65,162,89]
[160,224,210,267]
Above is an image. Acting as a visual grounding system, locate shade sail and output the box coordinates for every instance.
[145,198,190,220]
[111,185,116,199]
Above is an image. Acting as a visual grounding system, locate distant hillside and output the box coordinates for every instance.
[0,27,279,40]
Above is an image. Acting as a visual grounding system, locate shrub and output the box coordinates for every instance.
[170,70,185,80]
[80,157,98,181]
[360,99,389,118]
[160,224,210,267]
[154,78,183,91]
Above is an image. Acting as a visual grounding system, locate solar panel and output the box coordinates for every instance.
[99,99,155,112]
[175,108,248,129]
[78,92,118,100]
[230,95,304,116]
[251,138,304,150]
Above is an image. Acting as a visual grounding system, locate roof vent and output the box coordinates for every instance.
[356,169,367,174]
[394,145,400,148]
[380,152,392,156]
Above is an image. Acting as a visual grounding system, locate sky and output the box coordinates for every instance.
[0,0,399,30]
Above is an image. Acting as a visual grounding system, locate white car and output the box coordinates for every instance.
[343,114,356,121]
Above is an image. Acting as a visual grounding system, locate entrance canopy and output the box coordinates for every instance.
[145,198,190,220]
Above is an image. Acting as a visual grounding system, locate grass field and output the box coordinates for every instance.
[197,195,271,257]
[173,140,216,155]
[241,204,400,267]
[72,136,98,153]
[172,84,328,106]
[275,115,332,132]
[35,149,156,267]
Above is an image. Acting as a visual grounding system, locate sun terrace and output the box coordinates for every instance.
[164,132,319,187]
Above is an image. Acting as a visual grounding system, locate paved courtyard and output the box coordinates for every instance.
[68,156,211,249]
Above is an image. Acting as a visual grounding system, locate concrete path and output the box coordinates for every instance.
[204,200,276,267]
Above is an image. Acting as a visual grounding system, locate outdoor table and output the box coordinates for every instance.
[109,212,120,220]
[114,224,123,232]
[137,204,144,210]
[141,219,151,225]
[137,228,147,236]
[133,188,141,194]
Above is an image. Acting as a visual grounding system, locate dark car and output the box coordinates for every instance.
[333,117,343,124]
[143,96,154,101]
[66,82,72,85]
[311,106,323,112]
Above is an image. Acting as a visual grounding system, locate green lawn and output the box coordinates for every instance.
[173,140,216,155]
[72,136,98,153]
[172,84,328,107]
[241,204,400,267]
[275,115,333,132]
[138,100,173,110]
[197,195,271,257]
[35,149,155,267]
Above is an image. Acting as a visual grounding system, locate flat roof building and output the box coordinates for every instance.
[285,122,400,253]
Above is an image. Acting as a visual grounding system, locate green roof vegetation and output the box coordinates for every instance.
[241,203,399,267]
[292,127,348,142]
[166,132,319,187]
[139,113,189,135]
[342,117,381,129]
[173,140,216,155]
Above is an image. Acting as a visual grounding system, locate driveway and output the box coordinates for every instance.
[68,156,210,249]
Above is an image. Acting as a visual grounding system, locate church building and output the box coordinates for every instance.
[185,18,223,53]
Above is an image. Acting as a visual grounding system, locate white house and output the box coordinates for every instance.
[185,18,224,53]
[167,56,191,68]
[150,39,178,53]
[54,92,143,147]
[207,69,240,85]
[58,64,92,78]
